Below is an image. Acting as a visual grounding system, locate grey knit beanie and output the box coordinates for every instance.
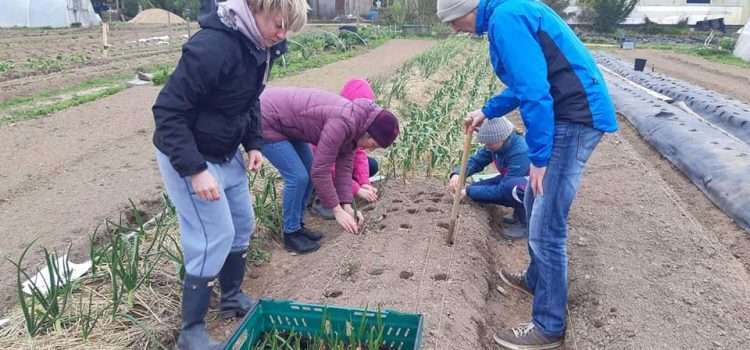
[475,117,514,144]
[436,0,480,23]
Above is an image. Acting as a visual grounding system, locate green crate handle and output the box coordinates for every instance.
[225,299,424,350]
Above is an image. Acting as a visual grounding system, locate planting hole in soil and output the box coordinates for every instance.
[406,208,418,214]
[324,290,343,298]
[414,199,423,204]
[430,198,441,203]
[432,273,449,281]
[437,222,449,230]
[379,224,386,230]
[369,268,384,276]
[425,207,440,213]
[392,199,403,203]
[400,223,412,229]
[399,271,414,279]
[362,205,374,212]
[386,207,399,213]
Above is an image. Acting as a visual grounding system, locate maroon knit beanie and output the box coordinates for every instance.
[368,110,399,148]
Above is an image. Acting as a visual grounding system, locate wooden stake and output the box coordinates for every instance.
[101,23,109,57]
[167,12,172,41]
[446,129,473,245]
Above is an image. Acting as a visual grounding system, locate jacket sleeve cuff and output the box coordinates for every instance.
[177,162,208,178]
[243,139,263,152]
[529,156,549,168]
[481,106,494,119]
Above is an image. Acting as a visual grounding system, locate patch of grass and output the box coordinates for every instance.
[0,63,174,120]
[2,86,124,125]
[247,238,271,265]
[24,57,64,73]
[270,37,392,80]
[0,60,13,74]
[641,42,750,69]
[151,68,172,86]
[0,75,125,111]
[65,53,91,64]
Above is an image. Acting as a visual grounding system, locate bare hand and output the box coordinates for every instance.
[361,184,377,194]
[447,174,459,194]
[246,150,263,172]
[334,205,359,234]
[464,109,486,134]
[356,187,378,202]
[343,204,365,226]
[529,165,546,197]
[191,170,220,201]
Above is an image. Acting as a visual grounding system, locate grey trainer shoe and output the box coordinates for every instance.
[498,269,534,297]
[493,323,563,350]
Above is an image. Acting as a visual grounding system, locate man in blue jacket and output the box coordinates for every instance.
[447,117,530,240]
[437,0,618,348]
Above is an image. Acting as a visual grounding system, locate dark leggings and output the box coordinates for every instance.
[367,156,379,177]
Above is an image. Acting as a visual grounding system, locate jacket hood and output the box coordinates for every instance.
[476,0,512,35]
[199,9,282,65]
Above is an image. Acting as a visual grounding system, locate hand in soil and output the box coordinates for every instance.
[334,205,360,234]
[345,204,365,226]
[191,170,220,201]
[361,184,378,194]
[356,187,378,202]
[246,150,263,172]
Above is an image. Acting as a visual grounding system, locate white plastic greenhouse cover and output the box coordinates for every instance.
[0,0,102,28]
[734,18,750,62]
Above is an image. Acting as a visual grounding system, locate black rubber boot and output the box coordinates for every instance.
[218,251,258,319]
[177,275,223,350]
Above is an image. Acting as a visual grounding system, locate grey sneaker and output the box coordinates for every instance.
[503,207,527,225]
[502,213,519,225]
[499,269,533,297]
[501,224,528,241]
[312,198,335,220]
[493,323,563,350]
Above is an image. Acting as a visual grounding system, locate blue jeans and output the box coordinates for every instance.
[155,149,254,278]
[523,121,603,337]
[261,140,313,234]
[367,156,379,177]
[466,175,527,209]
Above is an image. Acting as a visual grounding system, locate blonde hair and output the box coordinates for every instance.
[247,0,310,32]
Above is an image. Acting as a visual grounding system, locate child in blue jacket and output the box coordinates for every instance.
[448,117,529,240]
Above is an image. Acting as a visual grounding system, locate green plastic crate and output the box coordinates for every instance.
[225,299,424,350]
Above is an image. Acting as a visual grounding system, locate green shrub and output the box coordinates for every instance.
[579,0,638,33]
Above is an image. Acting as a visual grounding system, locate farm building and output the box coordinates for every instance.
[309,0,375,20]
[0,0,102,28]
[566,0,750,26]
